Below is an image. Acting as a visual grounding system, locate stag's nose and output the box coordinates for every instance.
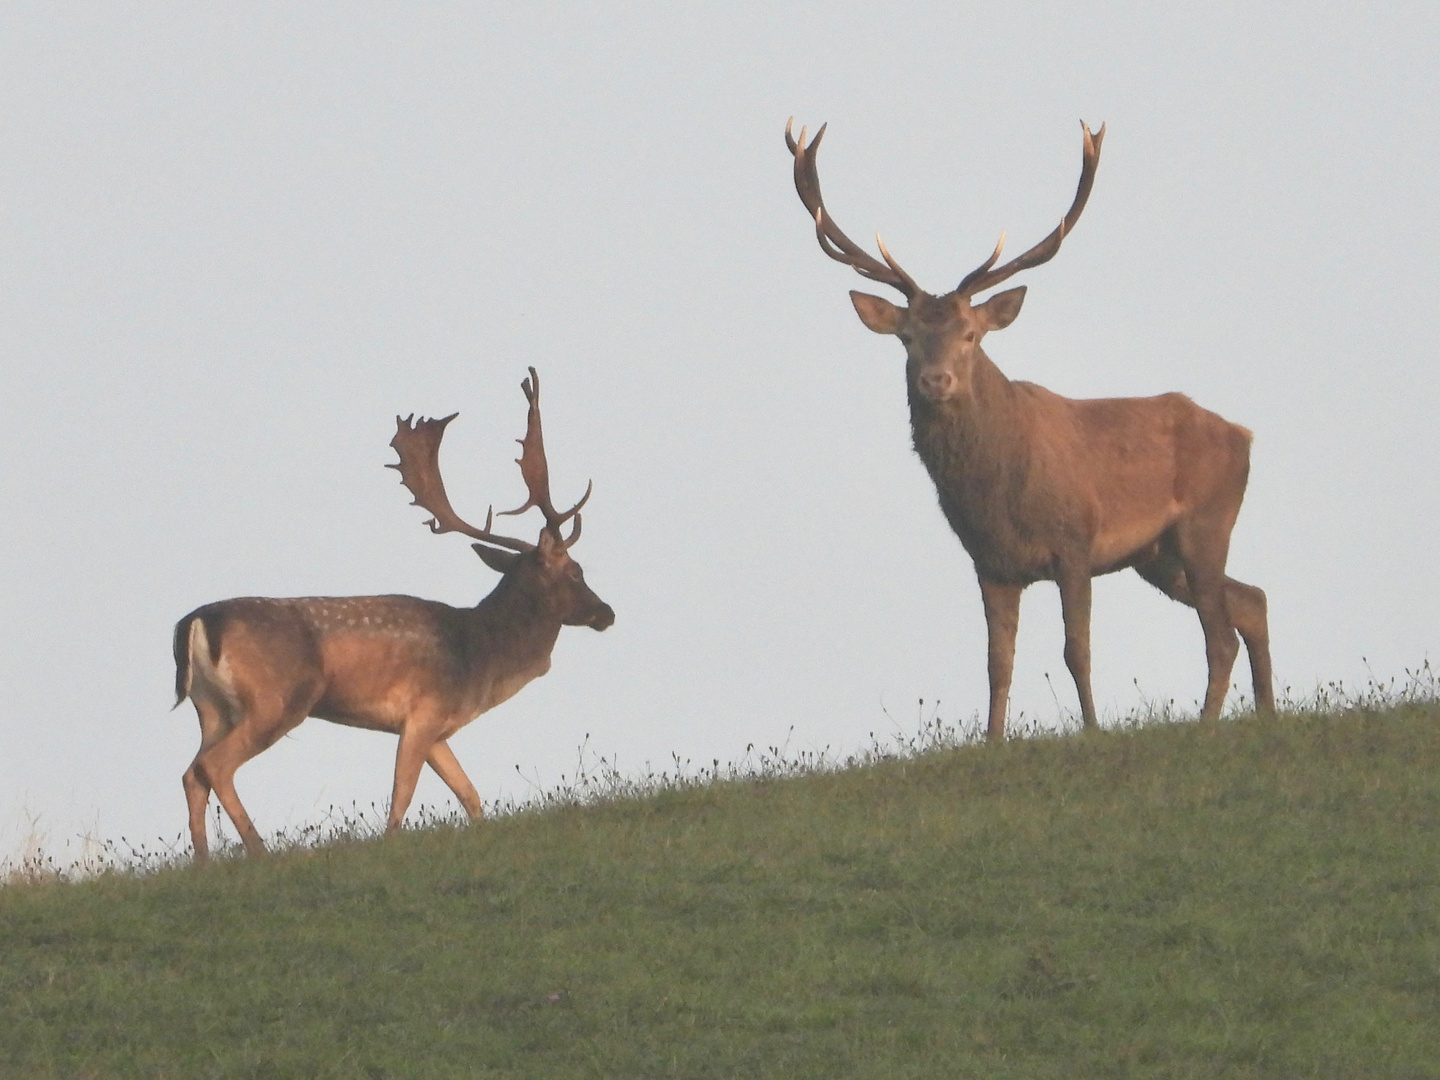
[590,603,616,631]
[918,368,959,401]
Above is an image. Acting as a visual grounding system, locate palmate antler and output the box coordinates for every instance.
[388,368,590,553]
[389,413,535,553]
[496,368,590,546]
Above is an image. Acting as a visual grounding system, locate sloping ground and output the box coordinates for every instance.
[3,703,1440,1078]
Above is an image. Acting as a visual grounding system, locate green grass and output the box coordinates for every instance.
[5,693,1440,1078]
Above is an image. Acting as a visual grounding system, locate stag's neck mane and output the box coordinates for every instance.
[908,346,1027,469]
[907,348,1037,572]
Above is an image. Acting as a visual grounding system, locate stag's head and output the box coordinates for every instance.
[785,119,1104,405]
[388,368,615,632]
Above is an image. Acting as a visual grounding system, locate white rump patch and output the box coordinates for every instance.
[187,619,241,721]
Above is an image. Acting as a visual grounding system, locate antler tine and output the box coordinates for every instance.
[561,512,582,550]
[955,231,1007,295]
[956,121,1106,299]
[496,366,592,535]
[563,479,592,520]
[874,233,920,295]
[388,413,535,554]
[786,118,919,298]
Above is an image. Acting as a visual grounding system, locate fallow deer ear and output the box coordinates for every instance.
[850,291,905,335]
[472,543,520,573]
[973,286,1027,331]
[535,528,569,568]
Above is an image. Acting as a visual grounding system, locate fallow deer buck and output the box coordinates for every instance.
[173,368,613,860]
[786,119,1273,738]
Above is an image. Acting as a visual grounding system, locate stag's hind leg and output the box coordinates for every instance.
[1224,575,1273,714]
[1134,531,1238,722]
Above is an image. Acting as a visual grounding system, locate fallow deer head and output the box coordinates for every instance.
[388,367,611,629]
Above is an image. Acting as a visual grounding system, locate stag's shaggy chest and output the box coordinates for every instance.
[910,402,1083,585]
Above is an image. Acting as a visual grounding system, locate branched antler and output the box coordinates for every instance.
[786,118,1105,303]
[955,121,1105,298]
[786,118,920,298]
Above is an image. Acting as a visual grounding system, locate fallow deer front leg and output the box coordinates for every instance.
[387,726,436,835]
[979,579,1023,742]
[426,739,483,820]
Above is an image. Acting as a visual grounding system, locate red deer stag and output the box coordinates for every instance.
[173,368,613,860]
[786,119,1273,738]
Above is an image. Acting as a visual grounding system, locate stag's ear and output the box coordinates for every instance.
[850,291,905,335]
[973,286,1027,331]
[472,543,520,573]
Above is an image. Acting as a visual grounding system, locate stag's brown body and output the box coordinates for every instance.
[787,120,1273,738]
[174,370,612,861]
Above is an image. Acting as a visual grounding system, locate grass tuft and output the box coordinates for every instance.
[3,665,1440,1075]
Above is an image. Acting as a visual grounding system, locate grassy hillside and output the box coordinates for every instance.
[5,694,1440,1078]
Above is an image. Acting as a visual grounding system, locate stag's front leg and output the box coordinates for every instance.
[979,579,1023,742]
[1057,567,1099,730]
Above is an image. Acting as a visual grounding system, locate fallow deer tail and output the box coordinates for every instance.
[172,612,217,708]
[172,614,196,707]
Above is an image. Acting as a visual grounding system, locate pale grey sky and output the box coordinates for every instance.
[3,4,1437,861]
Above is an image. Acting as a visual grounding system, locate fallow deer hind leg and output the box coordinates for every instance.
[183,698,232,862]
[192,690,313,856]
